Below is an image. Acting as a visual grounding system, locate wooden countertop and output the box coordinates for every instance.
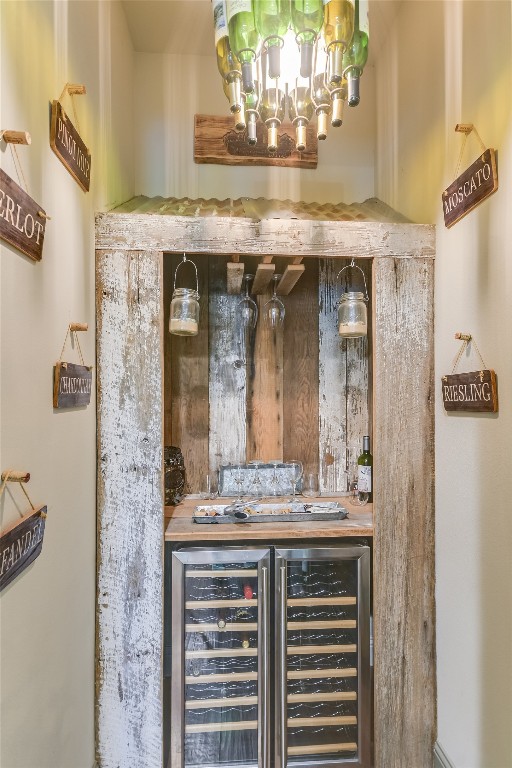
[164,496,373,542]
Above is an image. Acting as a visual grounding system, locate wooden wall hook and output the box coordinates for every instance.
[69,322,88,332]
[1,471,30,483]
[0,130,31,146]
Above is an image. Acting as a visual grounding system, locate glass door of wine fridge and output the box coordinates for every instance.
[170,547,271,768]
[275,546,371,768]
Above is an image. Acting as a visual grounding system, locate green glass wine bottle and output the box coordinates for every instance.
[312,42,331,139]
[288,82,314,151]
[291,0,323,78]
[357,434,373,502]
[213,0,243,112]
[227,0,259,93]
[342,0,368,106]
[259,83,285,151]
[254,0,290,80]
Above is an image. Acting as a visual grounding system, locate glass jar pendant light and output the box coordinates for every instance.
[336,258,369,338]
[169,255,200,337]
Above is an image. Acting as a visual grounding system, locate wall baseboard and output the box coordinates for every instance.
[434,741,456,768]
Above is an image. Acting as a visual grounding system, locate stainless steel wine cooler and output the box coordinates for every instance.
[168,543,371,768]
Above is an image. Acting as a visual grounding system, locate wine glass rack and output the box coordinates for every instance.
[168,544,370,768]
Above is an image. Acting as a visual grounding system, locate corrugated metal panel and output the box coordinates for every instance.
[110,196,411,223]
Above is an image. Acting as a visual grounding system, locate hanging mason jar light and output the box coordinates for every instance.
[336,258,369,338]
[169,255,200,337]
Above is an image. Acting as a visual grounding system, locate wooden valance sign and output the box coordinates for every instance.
[53,323,93,408]
[442,125,498,228]
[194,114,318,169]
[50,87,91,192]
[442,333,498,413]
[0,155,47,261]
[0,471,47,592]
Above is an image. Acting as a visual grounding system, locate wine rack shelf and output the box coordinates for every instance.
[288,716,357,728]
[185,598,257,609]
[287,691,357,703]
[288,742,358,756]
[185,622,258,633]
[185,721,258,734]
[185,569,258,578]
[186,648,258,659]
[287,667,357,680]
[185,695,259,710]
[287,644,357,655]
[184,671,258,685]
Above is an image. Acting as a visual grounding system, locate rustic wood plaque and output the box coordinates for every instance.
[194,114,317,168]
[0,167,47,261]
[442,369,498,412]
[0,506,47,591]
[50,100,91,192]
[53,361,93,408]
[442,148,498,228]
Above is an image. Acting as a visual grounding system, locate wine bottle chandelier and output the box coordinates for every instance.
[212,0,369,153]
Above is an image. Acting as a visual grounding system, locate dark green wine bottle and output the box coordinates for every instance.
[357,434,372,502]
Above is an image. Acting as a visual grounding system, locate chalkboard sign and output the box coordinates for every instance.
[53,361,93,408]
[442,370,498,413]
[0,506,47,591]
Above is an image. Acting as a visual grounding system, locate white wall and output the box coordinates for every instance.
[376,2,512,767]
[134,51,376,204]
[0,2,134,767]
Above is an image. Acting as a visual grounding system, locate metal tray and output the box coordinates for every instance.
[193,501,348,525]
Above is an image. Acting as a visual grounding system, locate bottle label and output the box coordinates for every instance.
[226,0,252,23]
[358,465,372,493]
[213,0,228,45]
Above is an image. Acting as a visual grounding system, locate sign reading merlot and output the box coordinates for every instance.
[53,361,93,408]
[0,506,47,592]
[50,100,91,192]
[442,369,498,413]
[442,148,498,228]
[0,168,47,261]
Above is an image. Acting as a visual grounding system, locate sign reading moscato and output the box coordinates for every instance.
[0,168,47,261]
[50,100,91,192]
[442,149,498,228]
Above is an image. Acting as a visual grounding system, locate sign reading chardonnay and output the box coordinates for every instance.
[442,148,498,228]
[50,100,91,192]
[53,361,93,408]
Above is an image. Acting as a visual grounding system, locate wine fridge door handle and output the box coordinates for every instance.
[260,565,269,768]
[280,564,287,768]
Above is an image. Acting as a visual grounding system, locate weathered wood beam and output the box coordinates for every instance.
[96,249,163,768]
[373,257,436,768]
[96,213,435,260]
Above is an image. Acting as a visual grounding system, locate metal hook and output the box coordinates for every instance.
[173,253,199,294]
[336,259,369,302]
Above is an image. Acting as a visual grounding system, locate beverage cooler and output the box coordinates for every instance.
[167,543,371,768]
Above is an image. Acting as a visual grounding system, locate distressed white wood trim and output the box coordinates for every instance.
[434,742,457,768]
[96,250,163,768]
[95,213,435,260]
[373,257,436,768]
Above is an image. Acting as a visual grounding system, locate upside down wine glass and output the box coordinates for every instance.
[264,274,285,330]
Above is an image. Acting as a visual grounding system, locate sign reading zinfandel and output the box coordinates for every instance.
[53,361,93,408]
[442,370,498,413]
[0,168,47,261]
[442,149,498,228]
[0,506,47,592]
[50,100,91,192]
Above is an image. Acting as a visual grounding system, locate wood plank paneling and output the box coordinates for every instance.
[167,254,209,494]
[246,285,284,462]
[96,249,163,768]
[283,260,319,473]
[209,256,247,473]
[318,259,347,493]
[373,257,436,768]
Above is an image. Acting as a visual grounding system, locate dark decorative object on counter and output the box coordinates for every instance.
[164,446,185,506]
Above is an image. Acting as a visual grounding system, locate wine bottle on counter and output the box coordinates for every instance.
[357,435,373,502]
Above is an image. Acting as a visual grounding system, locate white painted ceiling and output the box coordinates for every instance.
[120,0,402,61]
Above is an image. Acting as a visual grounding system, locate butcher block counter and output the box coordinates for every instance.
[164,496,373,542]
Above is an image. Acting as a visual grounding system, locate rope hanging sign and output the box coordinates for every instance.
[0,470,48,592]
[53,322,93,409]
[50,84,91,192]
[442,124,498,228]
[441,333,498,413]
[0,130,50,261]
